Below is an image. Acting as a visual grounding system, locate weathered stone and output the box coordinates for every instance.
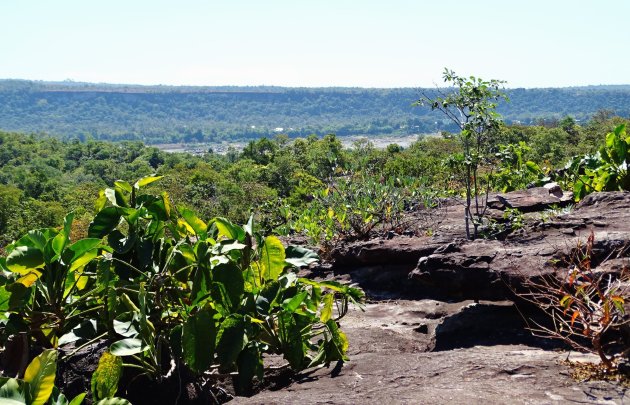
[330,191,630,300]
[486,184,573,213]
[241,192,630,404]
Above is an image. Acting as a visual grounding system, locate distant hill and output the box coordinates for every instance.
[1,80,629,143]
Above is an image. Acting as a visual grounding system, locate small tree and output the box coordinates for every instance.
[415,69,508,239]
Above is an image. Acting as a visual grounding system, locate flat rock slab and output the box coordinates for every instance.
[234,302,628,404]
[235,348,625,404]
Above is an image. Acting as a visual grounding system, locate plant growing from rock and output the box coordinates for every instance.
[415,69,508,239]
[520,230,630,370]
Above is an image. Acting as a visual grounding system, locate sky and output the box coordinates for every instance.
[1,0,629,88]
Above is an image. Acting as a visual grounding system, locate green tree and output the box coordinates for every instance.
[416,69,508,239]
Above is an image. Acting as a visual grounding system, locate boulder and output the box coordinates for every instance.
[487,183,573,213]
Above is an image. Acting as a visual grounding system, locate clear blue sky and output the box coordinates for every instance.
[1,0,628,88]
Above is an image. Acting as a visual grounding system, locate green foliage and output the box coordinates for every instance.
[568,124,630,201]
[1,212,106,347]
[416,69,508,239]
[0,349,87,405]
[2,80,630,143]
[493,142,548,192]
[0,175,364,401]
[288,173,427,252]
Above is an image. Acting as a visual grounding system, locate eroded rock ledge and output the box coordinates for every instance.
[329,190,630,300]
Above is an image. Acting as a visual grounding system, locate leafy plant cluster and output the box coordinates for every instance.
[287,174,431,251]
[561,124,630,201]
[0,176,364,402]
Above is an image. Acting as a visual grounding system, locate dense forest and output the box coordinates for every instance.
[1,110,627,252]
[1,80,630,143]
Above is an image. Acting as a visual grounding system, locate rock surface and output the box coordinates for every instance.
[238,191,630,404]
[236,302,626,404]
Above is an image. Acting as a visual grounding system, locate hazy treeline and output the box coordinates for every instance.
[1,80,630,143]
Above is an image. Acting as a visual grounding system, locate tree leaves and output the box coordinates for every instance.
[91,351,122,401]
[24,349,57,405]
[182,309,216,374]
[260,236,285,282]
[109,338,149,357]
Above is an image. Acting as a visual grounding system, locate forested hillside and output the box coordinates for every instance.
[1,80,629,143]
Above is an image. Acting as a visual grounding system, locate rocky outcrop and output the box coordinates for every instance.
[330,191,630,300]
[236,300,624,405]
[238,191,630,404]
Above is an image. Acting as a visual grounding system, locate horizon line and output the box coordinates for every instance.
[2,77,630,92]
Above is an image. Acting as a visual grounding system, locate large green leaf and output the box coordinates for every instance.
[179,208,207,235]
[48,387,86,405]
[61,238,102,271]
[215,315,247,369]
[285,245,319,268]
[236,343,263,395]
[69,393,87,405]
[134,175,163,189]
[94,399,132,405]
[88,207,122,239]
[24,349,57,405]
[260,236,285,282]
[182,309,216,373]
[325,319,349,362]
[213,217,245,241]
[91,351,122,401]
[277,312,305,369]
[51,213,74,257]
[109,338,149,356]
[114,180,132,194]
[282,291,308,313]
[0,377,26,404]
[211,262,244,309]
[320,293,334,323]
[5,246,44,276]
[65,239,102,262]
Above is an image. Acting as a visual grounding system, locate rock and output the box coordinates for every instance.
[266,192,630,404]
[331,191,630,301]
[234,301,625,405]
[487,185,573,213]
[330,237,444,267]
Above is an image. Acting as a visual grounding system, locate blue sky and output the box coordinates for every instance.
[1,0,628,88]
